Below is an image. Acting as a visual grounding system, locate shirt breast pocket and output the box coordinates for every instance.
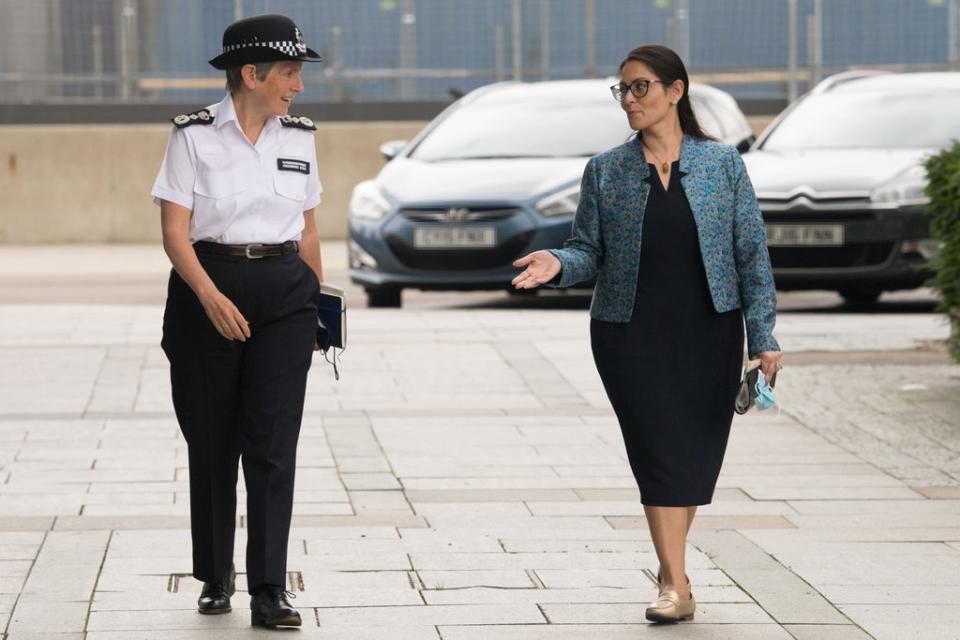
[274,171,307,203]
[194,150,246,199]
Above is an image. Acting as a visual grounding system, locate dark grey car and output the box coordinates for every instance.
[348,79,754,307]
[743,71,960,305]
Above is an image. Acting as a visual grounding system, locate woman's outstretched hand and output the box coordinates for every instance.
[512,251,562,289]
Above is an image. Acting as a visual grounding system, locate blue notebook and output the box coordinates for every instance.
[317,284,346,350]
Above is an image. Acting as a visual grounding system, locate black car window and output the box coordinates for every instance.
[761,91,960,150]
[409,101,631,161]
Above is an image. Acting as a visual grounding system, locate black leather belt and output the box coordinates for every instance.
[194,240,299,259]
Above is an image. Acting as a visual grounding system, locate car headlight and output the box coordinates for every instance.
[535,185,580,217]
[349,181,390,220]
[870,164,930,206]
[348,239,379,269]
[900,239,941,261]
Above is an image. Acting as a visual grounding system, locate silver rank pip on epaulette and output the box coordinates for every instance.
[171,109,214,128]
[280,115,316,131]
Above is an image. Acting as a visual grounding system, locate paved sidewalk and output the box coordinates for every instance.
[1,246,959,639]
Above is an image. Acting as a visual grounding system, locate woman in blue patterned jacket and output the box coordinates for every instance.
[512,45,782,623]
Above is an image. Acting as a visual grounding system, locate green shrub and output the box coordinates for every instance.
[924,141,960,361]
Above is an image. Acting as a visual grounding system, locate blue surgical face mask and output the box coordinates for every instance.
[755,371,778,412]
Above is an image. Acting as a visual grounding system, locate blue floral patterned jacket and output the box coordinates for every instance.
[549,134,780,358]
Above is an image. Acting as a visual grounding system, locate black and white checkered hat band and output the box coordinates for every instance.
[222,40,304,57]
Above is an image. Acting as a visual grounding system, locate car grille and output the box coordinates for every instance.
[400,207,519,222]
[386,230,535,271]
[761,210,877,223]
[768,243,894,269]
[761,208,896,269]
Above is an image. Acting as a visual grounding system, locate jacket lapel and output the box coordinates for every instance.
[678,136,711,232]
[624,139,651,232]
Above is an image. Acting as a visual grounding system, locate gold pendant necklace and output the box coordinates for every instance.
[643,140,682,176]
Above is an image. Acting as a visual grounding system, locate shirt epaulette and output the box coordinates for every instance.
[171,109,215,128]
[279,115,316,131]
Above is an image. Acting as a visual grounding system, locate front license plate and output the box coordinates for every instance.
[766,224,844,247]
[414,226,496,249]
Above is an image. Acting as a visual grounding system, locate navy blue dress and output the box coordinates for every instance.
[590,161,744,506]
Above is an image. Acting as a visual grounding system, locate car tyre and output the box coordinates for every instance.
[838,287,882,308]
[367,287,402,308]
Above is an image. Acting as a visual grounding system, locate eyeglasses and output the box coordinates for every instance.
[610,79,664,102]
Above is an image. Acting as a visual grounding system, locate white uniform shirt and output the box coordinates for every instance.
[152,93,323,244]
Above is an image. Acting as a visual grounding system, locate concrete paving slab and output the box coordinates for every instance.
[86,608,278,631]
[438,624,795,639]
[839,604,960,640]
[407,489,580,503]
[409,551,679,572]
[783,625,875,640]
[816,584,960,605]
[5,600,90,633]
[86,629,439,640]
[0,592,17,615]
[608,515,796,530]
[913,486,960,499]
[535,568,735,589]
[305,537,503,555]
[422,585,751,606]
[539,601,775,624]
[499,539,656,553]
[416,570,536,589]
[317,603,546,626]
[5,633,87,640]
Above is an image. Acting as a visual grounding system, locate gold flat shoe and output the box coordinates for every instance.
[645,589,696,623]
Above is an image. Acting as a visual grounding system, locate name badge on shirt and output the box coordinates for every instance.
[277,158,310,174]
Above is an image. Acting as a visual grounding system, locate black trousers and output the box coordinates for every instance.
[161,250,319,593]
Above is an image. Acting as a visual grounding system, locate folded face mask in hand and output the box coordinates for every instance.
[754,371,777,411]
[735,365,779,415]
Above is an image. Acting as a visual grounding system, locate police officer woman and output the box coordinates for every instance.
[151,14,324,628]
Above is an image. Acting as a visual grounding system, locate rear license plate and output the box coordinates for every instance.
[414,226,496,249]
[766,224,844,247]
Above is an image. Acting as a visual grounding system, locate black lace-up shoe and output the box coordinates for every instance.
[250,585,301,627]
[197,564,236,614]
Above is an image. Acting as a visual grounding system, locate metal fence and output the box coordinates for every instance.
[2,0,959,106]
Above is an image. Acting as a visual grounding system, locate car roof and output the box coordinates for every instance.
[463,78,729,106]
[464,79,612,105]
[823,71,960,94]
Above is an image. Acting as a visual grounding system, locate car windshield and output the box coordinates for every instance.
[761,91,960,150]
[409,100,631,161]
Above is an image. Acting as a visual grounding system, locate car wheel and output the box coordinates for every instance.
[366,287,402,308]
[838,287,882,308]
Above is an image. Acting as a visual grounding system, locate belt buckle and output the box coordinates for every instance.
[244,243,264,259]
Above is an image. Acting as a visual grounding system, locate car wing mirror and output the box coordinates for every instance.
[380,139,409,161]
